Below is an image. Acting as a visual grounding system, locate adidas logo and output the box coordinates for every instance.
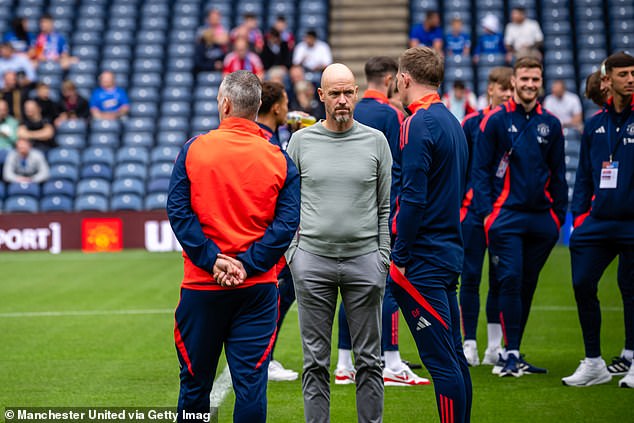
[508,125,518,133]
[595,126,606,134]
[416,316,431,331]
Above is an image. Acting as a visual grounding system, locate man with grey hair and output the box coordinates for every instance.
[286,63,392,423]
[168,70,300,423]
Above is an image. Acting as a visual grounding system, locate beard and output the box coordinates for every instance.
[331,107,351,123]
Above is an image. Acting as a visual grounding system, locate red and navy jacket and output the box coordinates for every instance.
[472,98,568,228]
[355,89,405,227]
[460,105,493,221]
[572,96,634,226]
[257,122,283,149]
[167,117,300,290]
[391,93,468,272]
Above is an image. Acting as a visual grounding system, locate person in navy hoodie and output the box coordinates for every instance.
[562,52,634,388]
[472,56,567,377]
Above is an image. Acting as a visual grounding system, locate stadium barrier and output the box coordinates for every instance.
[0,211,181,253]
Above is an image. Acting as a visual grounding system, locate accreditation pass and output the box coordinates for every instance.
[599,161,619,189]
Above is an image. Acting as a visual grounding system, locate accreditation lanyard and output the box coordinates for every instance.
[495,113,538,178]
[605,112,629,163]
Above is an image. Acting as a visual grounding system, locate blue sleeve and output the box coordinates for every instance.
[391,119,432,267]
[571,125,594,219]
[547,121,569,224]
[472,116,497,218]
[167,138,222,273]
[498,36,506,54]
[89,90,99,109]
[409,24,420,40]
[60,35,68,55]
[237,152,300,276]
[462,117,476,194]
[119,89,130,107]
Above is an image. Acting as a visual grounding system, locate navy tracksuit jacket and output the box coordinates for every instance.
[472,98,567,352]
[570,97,634,358]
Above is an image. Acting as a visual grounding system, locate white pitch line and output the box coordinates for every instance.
[0,309,173,318]
[210,366,232,408]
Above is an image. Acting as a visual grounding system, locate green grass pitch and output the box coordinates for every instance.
[1,247,630,422]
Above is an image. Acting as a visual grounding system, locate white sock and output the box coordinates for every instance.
[586,356,604,366]
[464,339,477,349]
[621,349,634,361]
[501,349,508,360]
[507,349,519,359]
[384,350,403,372]
[487,323,503,350]
[337,349,354,370]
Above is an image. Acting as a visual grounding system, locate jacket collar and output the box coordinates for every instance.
[406,92,442,114]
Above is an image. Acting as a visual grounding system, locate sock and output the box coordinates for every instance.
[337,349,353,370]
[622,349,634,361]
[384,350,402,372]
[507,349,519,359]
[586,356,604,366]
[501,349,508,360]
[487,323,503,350]
[464,339,477,348]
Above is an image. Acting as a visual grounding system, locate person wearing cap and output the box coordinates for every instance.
[473,14,506,64]
[562,51,634,388]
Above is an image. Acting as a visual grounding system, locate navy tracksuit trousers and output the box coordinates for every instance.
[271,265,296,360]
[390,261,472,423]
[569,216,634,358]
[174,284,278,423]
[486,209,559,351]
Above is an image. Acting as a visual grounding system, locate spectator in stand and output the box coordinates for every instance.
[230,13,264,53]
[289,79,324,120]
[292,30,332,72]
[445,16,471,56]
[442,80,477,122]
[29,14,78,70]
[2,71,29,121]
[3,137,49,183]
[544,79,583,130]
[89,71,130,120]
[55,79,90,126]
[504,7,543,62]
[266,65,288,85]
[0,99,18,150]
[34,82,60,123]
[3,17,35,55]
[196,8,229,45]
[0,42,36,89]
[17,100,55,151]
[194,28,227,74]
[222,37,264,80]
[473,14,506,64]
[273,15,295,49]
[260,28,292,71]
[408,10,443,53]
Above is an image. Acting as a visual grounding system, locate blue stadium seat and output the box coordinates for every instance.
[8,182,40,198]
[124,118,154,133]
[151,146,179,164]
[122,132,154,148]
[159,117,189,132]
[157,132,187,146]
[40,195,73,212]
[193,100,219,116]
[77,178,111,197]
[88,133,120,148]
[104,30,134,45]
[132,73,162,88]
[142,2,170,16]
[74,194,108,212]
[133,59,163,73]
[193,86,219,101]
[49,4,75,20]
[196,72,223,86]
[82,147,115,167]
[92,119,122,135]
[5,196,38,213]
[149,163,174,179]
[169,29,196,44]
[81,164,113,180]
[172,16,199,30]
[137,30,166,45]
[42,179,75,198]
[145,192,167,210]
[161,101,191,117]
[76,17,105,32]
[162,86,189,101]
[147,177,170,194]
[49,164,79,182]
[111,193,143,211]
[102,45,133,61]
[112,178,145,197]
[167,57,194,72]
[110,3,137,18]
[100,59,131,75]
[0,181,5,200]
[57,119,87,135]
[38,60,63,76]
[129,87,160,103]
[116,146,149,165]
[48,148,80,167]
[164,71,194,87]
[108,17,136,31]
[115,162,147,181]
[73,31,101,46]
[130,102,159,118]
[544,50,573,64]
[191,116,220,134]
[136,44,165,59]
[79,3,106,18]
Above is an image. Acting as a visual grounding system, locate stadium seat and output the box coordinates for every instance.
[41,195,73,212]
[169,30,196,45]
[110,3,137,18]
[193,86,219,101]
[162,86,189,102]
[157,132,187,146]
[193,100,219,116]
[142,2,170,17]
[88,133,120,148]
[104,30,134,45]
[130,102,159,118]
[42,179,75,198]
[116,147,149,166]
[92,119,122,134]
[0,181,5,200]
[133,59,163,73]
[147,177,170,194]
[132,73,162,88]
[161,101,190,118]
[129,87,160,103]
[108,17,136,31]
[166,57,194,72]
[172,16,199,30]
[149,163,174,179]
[49,164,79,182]
[136,44,165,60]
[151,146,179,164]
[38,60,63,76]
[145,192,167,210]
[74,194,108,212]
[77,178,111,197]
[82,147,115,167]
[137,30,166,45]
[56,119,87,135]
[196,72,223,86]
[8,182,40,199]
[112,178,145,197]
[48,148,80,167]
[111,193,143,211]
[164,71,194,88]
[159,117,189,133]
[81,164,113,180]
[115,162,147,181]
[122,132,154,148]
[4,196,38,213]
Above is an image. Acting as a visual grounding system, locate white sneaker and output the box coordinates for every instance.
[334,368,356,385]
[463,341,480,366]
[268,360,298,382]
[619,362,634,388]
[383,365,430,386]
[482,346,502,365]
[562,359,612,387]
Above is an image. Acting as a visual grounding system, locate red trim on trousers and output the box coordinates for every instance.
[174,323,195,376]
[499,312,508,348]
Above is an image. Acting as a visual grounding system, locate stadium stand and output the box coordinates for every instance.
[1,0,631,213]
